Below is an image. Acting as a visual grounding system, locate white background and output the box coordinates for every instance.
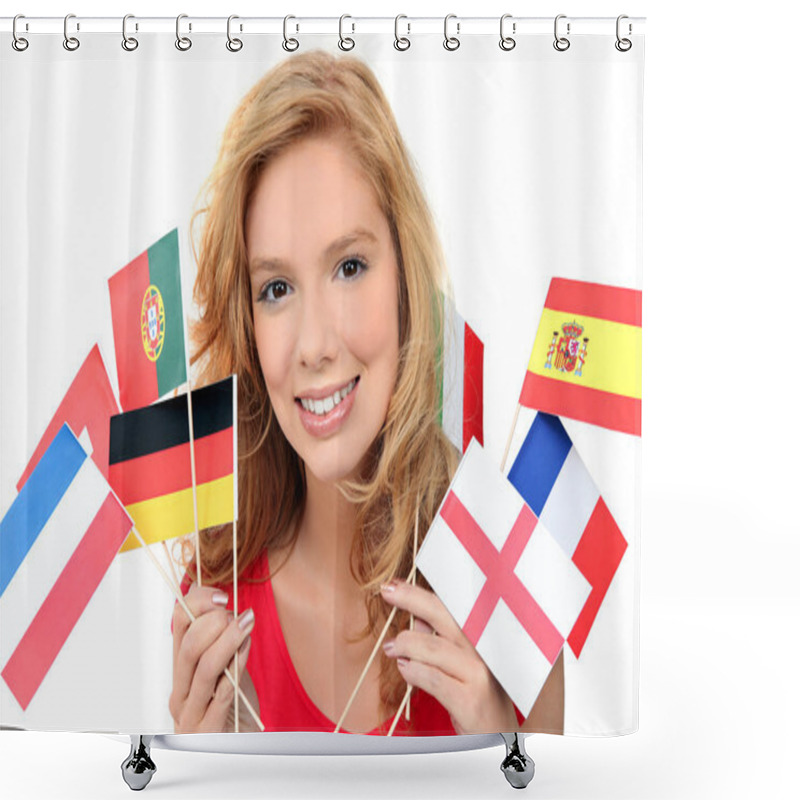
[1,1,798,799]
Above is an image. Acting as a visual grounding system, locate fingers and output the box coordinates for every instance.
[204,635,253,732]
[393,656,461,714]
[172,583,230,666]
[169,581,256,733]
[380,581,464,642]
[384,628,468,682]
[180,608,255,730]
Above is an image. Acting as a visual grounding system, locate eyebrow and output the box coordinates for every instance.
[248,228,379,276]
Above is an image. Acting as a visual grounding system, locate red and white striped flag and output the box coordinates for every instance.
[440,297,483,453]
[1,425,133,710]
[416,441,591,715]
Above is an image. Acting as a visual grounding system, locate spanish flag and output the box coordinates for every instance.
[108,228,188,411]
[520,278,642,436]
[108,376,236,552]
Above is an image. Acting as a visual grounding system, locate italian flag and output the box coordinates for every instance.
[440,296,484,454]
[108,229,187,411]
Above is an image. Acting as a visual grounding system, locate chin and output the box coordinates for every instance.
[301,437,377,487]
[300,445,362,486]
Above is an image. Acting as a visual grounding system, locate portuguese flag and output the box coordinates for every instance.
[108,228,187,411]
[520,278,642,436]
[108,376,236,552]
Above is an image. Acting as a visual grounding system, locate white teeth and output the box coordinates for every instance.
[300,379,356,416]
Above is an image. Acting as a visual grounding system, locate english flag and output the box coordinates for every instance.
[416,441,591,715]
[508,412,629,657]
[0,425,133,710]
[440,296,484,453]
[16,345,120,490]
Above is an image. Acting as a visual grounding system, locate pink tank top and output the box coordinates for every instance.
[183,551,457,735]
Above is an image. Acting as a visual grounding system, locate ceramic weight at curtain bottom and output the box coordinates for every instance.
[118,732,533,790]
[121,735,156,791]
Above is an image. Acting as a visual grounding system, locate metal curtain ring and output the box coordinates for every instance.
[282,15,299,52]
[394,15,410,51]
[338,14,355,51]
[615,14,632,52]
[122,14,139,51]
[499,13,516,51]
[176,14,192,51]
[226,15,243,52]
[12,15,29,51]
[443,14,460,51]
[553,14,570,52]
[63,13,80,51]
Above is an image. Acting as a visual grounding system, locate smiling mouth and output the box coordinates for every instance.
[296,377,359,417]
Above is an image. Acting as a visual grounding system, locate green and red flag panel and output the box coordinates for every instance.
[108,228,187,411]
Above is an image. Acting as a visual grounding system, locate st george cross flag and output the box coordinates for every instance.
[440,296,484,453]
[16,345,120,490]
[508,412,629,658]
[520,277,642,436]
[416,440,591,715]
[108,228,188,411]
[0,425,133,710]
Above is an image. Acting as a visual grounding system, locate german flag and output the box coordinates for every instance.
[520,278,642,436]
[108,376,236,552]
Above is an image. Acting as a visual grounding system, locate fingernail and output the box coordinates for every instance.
[383,639,396,656]
[380,581,397,594]
[238,608,255,631]
[212,591,228,606]
[397,657,409,669]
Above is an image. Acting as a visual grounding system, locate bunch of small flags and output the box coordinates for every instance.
[417,277,641,719]
[0,229,237,711]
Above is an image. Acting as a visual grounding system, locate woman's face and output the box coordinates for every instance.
[245,135,400,484]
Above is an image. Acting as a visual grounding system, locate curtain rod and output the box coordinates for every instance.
[2,16,646,37]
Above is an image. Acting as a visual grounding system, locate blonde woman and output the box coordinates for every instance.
[169,51,564,735]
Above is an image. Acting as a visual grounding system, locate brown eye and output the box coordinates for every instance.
[338,258,367,280]
[259,279,292,304]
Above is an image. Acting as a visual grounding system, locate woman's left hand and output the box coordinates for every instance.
[381,580,518,734]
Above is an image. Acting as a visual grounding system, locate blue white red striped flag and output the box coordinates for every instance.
[508,412,628,657]
[0,424,133,710]
[416,440,591,715]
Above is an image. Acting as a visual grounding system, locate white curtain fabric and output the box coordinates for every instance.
[0,27,643,736]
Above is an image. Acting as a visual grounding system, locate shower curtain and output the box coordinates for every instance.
[0,16,643,738]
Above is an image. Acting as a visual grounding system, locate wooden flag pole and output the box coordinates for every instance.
[161,540,181,589]
[405,501,420,723]
[388,684,413,737]
[129,524,264,731]
[233,516,239,732]
[334,563,417,734]
[500,402,522,473]
[185,386,202,586]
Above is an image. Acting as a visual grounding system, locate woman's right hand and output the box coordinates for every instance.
[169,583,256,733]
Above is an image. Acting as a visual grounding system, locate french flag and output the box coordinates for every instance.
[508,413,628,657]
[0,425,132,710]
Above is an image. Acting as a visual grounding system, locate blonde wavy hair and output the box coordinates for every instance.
[188,51,458,721]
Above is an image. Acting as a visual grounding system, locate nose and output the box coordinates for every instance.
[297,286,338,370]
